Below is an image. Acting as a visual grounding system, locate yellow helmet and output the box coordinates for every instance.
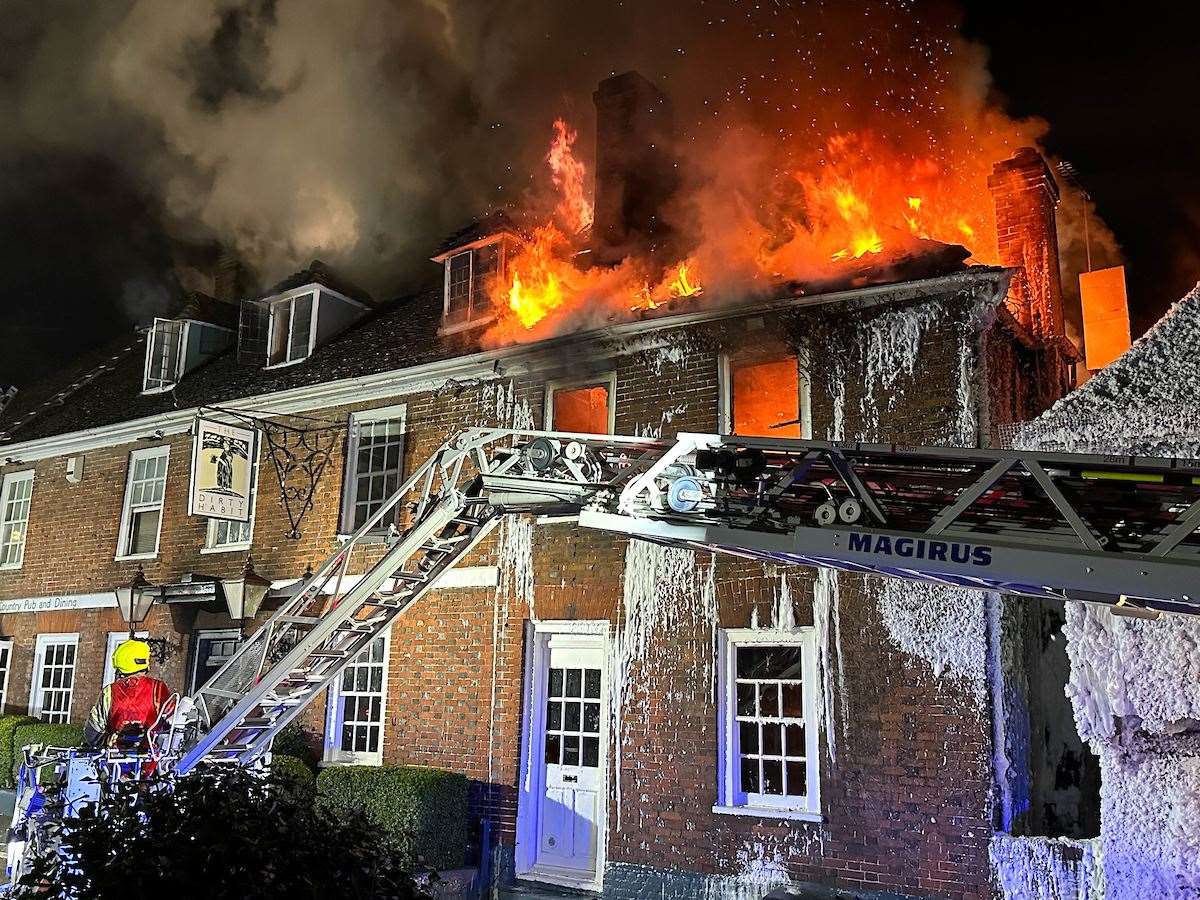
[113,639,151,676]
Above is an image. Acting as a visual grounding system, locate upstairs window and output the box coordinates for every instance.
[143,318,233,393]
[341,406,406,534]
[268,292,314,367]
[238,284,366,369]
[144,319,184,392]
[117,446,169,559]
[439,238,507,332]
[720,354,810,438]
[546,375,615,435]
[0,470,33,570]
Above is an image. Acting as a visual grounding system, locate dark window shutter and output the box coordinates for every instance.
[237,301,269,366]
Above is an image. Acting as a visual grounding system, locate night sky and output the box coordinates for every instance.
[0,2,1195,393]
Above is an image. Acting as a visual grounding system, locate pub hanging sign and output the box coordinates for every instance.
[188,417,259,523]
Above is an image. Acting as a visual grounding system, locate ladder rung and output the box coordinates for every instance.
[201,687,245,701]
[279,614,322,626]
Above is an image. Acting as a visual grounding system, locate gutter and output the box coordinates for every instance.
[0,268,1011,464]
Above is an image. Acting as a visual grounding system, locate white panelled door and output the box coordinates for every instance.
[535,640,606,881]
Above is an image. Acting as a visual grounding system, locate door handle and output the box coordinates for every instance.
[563,774,578,783]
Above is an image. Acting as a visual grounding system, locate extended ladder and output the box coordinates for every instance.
[178,428,1200,772]
[176,429,670,774]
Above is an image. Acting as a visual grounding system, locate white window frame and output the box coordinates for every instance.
[714,627,822,821]
[115,445,170,561]
[264,288,320,369]
[717,352,812,437]
[439,237,504,335]
[142,318,188,394]
[102,630,149,686]
[544,372,617,436]
[339,404,407,537]
[0,638,13,711]
[323,629,391,766]
[188,628,242,694]
[28,633,79,723]
[201,441,260,554]
[0,469,34,570]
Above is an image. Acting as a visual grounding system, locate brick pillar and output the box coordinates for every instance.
[988,147,1065,342]
[591,71,678,267]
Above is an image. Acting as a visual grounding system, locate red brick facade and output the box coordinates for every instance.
[0,277,1049,899]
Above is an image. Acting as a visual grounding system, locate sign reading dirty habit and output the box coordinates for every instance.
[189,417,258,522]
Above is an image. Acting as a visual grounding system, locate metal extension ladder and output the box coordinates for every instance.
[176,429,670,774]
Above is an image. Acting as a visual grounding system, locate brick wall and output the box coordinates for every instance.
[0,285,1017,898]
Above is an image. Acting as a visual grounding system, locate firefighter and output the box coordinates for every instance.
[83,638,172,751]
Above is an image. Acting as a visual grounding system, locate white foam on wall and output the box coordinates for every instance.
[989,833,1102,900]
[614,539,717,831]
[1063,602,1200,743]
[870,576,988,692]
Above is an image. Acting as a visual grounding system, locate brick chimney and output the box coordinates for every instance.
[591,71,679,266]
[213,248,252,301]
[988,147,1066,342]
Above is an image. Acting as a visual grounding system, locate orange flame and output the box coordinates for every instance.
[487,121,1002,346]
[547,118,593,234]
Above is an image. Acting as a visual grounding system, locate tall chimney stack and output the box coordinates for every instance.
[988,147,1066,342]
[591,72,678,267]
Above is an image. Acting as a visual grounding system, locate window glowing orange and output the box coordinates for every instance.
[731,357,802,437]
[551,384,610,434]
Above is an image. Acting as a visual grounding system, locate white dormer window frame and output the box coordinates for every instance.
[143,318,235,394]
[436,235,510,336]
[265,288,318,370]
[143,318,187,394]
[259,283,369,370]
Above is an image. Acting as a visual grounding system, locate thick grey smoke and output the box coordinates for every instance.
[0,0,1121,311]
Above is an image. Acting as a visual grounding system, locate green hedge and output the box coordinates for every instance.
[270,754,316,800]
[317,765,469,870]
[10,722,85,783]
[0,715,38,789]
[271,722,321,769]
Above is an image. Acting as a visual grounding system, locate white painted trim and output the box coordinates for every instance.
[0,270,1010,463]
[28,632,80,721]
[0,468,34,570]
[715,627,821,819]
[515,620,610,893]
[340,404,408,535]
[0,638,13,711]
[269,565,498,596]
[0,591,117,615]
[115,445,170,560]
[544,372,617,435]
[711,804,823,822]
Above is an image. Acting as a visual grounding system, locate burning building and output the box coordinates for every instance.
[0,70,1100,899]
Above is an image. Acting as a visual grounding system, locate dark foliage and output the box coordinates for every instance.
[14,767,427,900]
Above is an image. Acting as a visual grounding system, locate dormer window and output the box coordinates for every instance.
[268,292,314,366]
[142,317,233,393]
[433,230,517,335]
[237,282,368,369]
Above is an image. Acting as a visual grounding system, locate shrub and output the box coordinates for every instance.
[0,715,37,789]
[270,754,316,800]
[317,765,469,871]
[14,767,425,899]
[271,721,321,769]
[10,723,85,783]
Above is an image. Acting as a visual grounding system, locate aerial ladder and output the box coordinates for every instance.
[10,427,1200,883]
